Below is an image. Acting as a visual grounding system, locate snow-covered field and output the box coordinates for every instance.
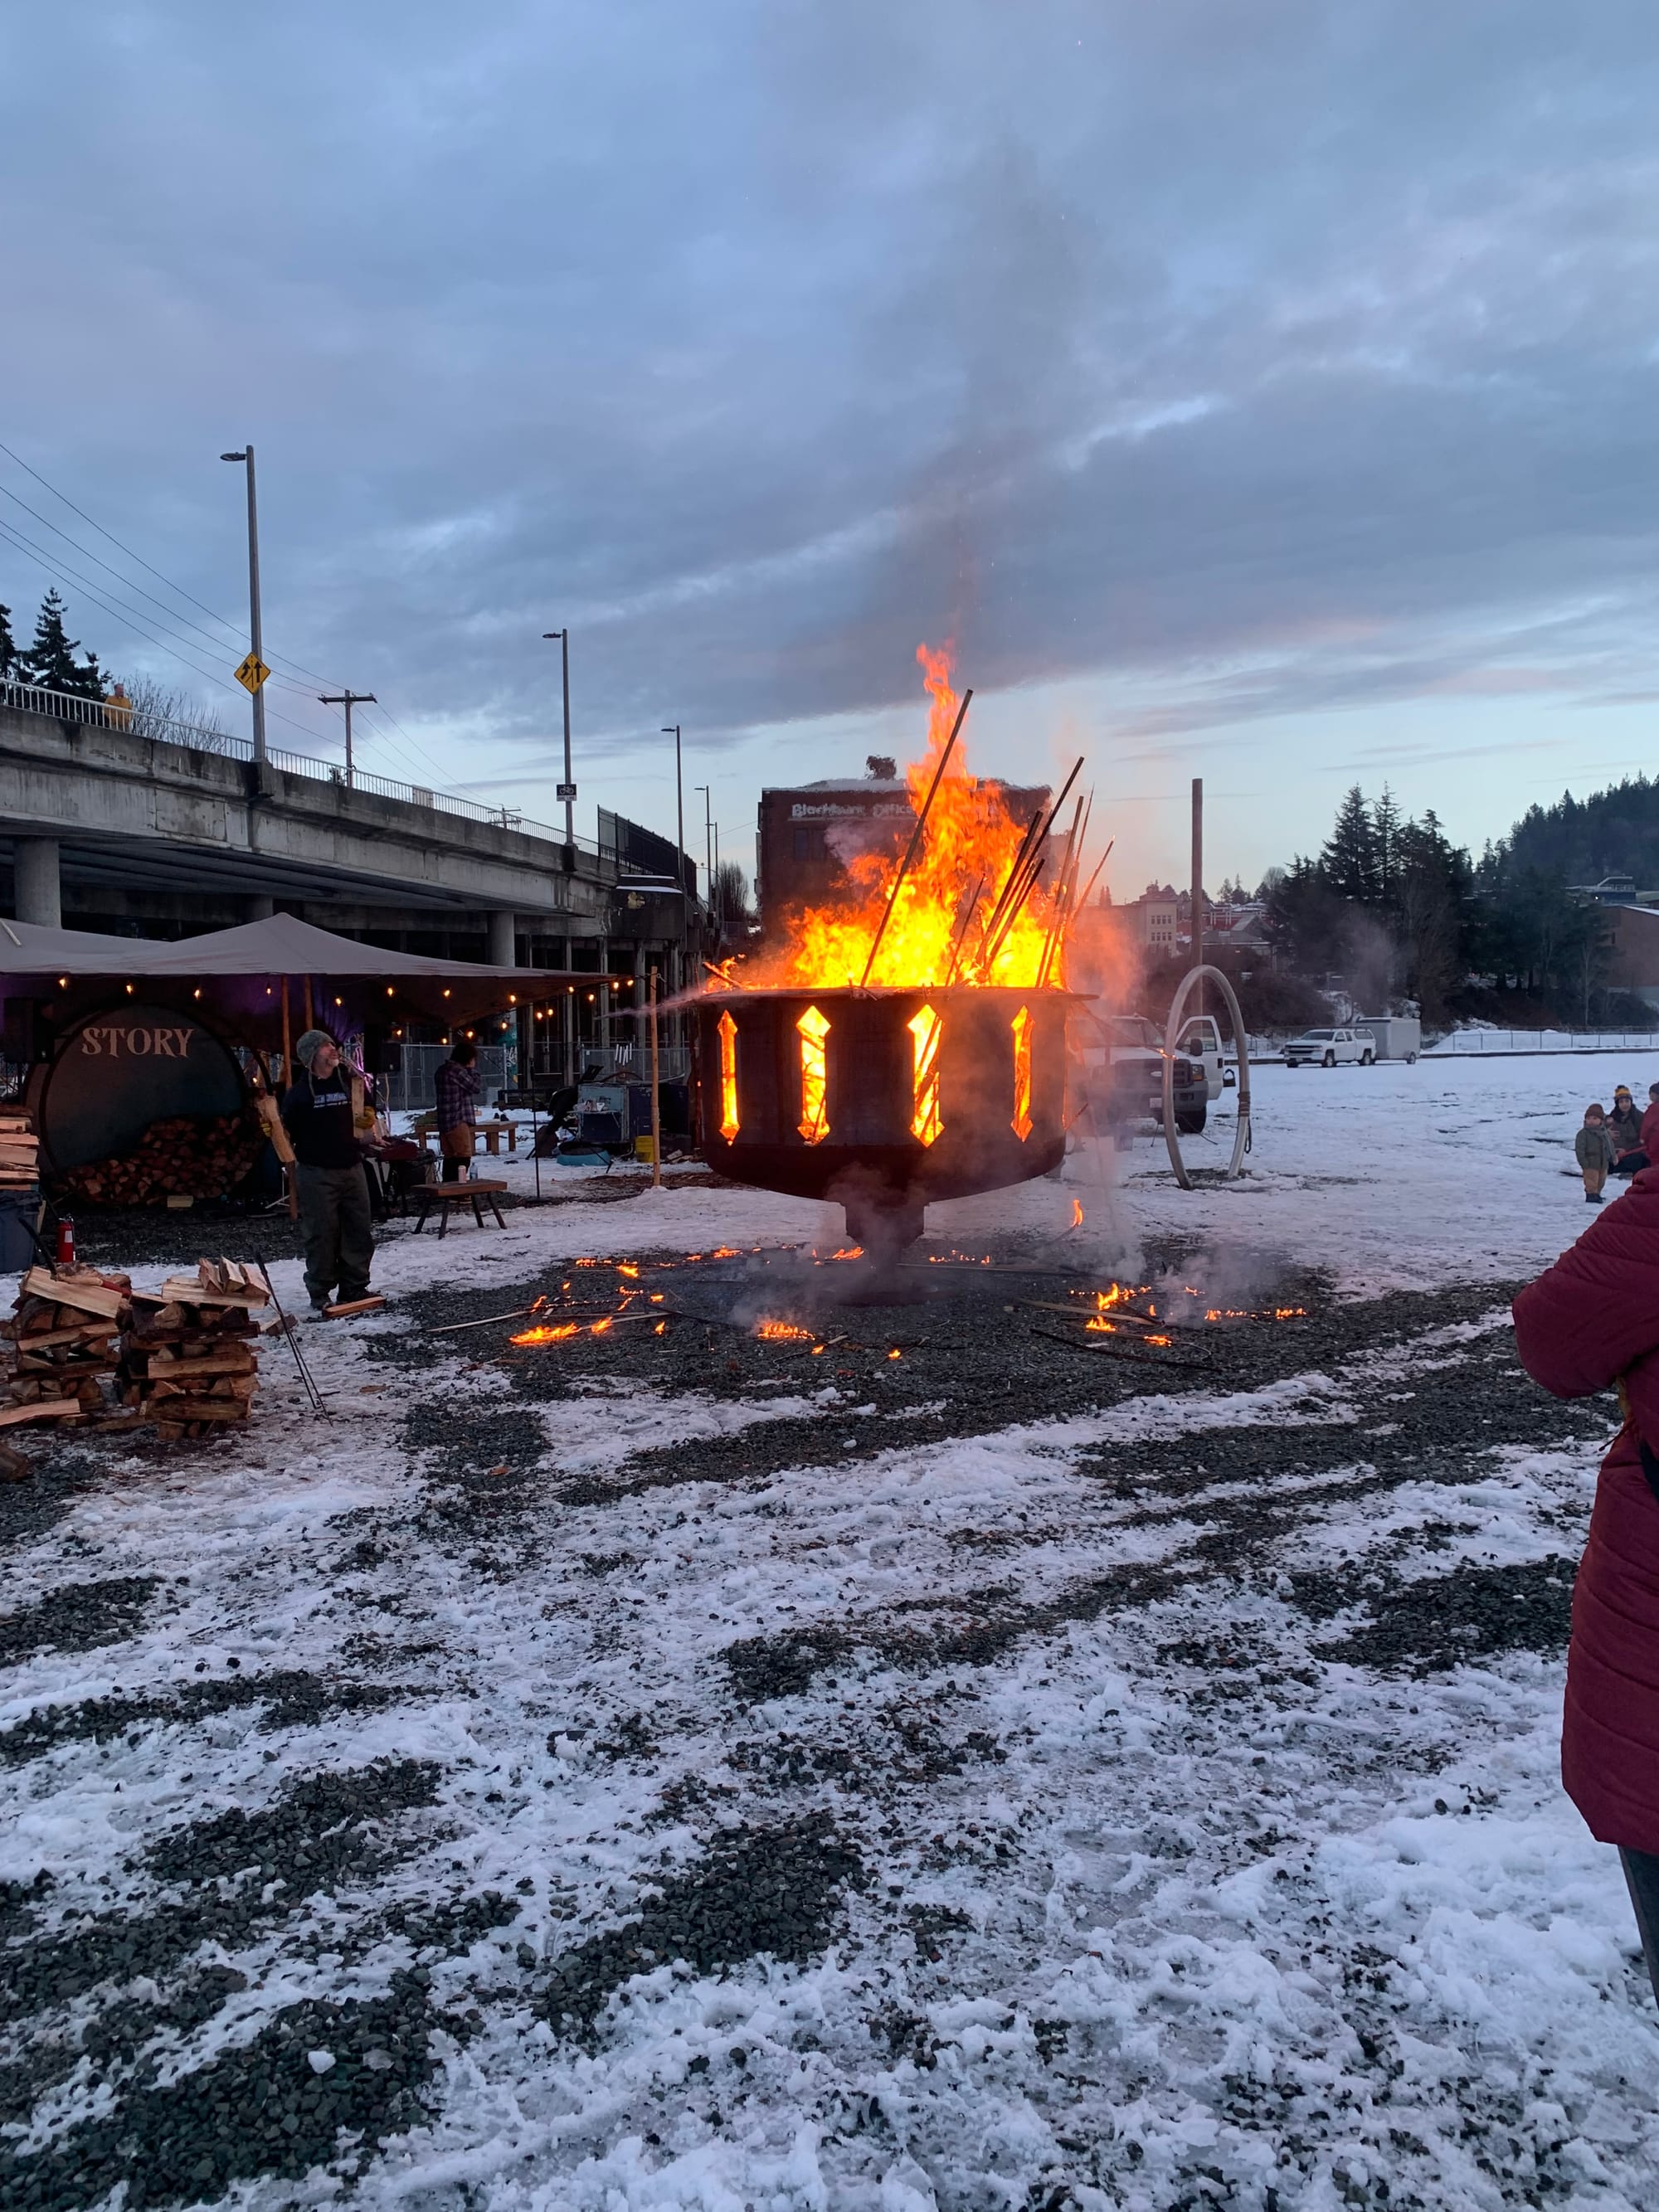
[3,1055,1658,2211]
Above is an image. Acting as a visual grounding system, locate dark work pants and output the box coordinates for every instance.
[1622,1848,1659,2008]
[1613,1153,1650,1178]
[295,1163,374,1306]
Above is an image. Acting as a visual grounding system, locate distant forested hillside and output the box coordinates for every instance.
[1494,777,1659,887]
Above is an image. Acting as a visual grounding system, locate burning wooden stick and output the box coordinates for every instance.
[858,688,973,988]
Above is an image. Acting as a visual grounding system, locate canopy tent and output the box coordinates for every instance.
[0,917,168,974]
[0,912,624,1052]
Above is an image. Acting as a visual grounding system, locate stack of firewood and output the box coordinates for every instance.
[0,1110,40,1194]
[120,1260,270,1440]
[60,1112,262,1208]
[0,1265,133,1429]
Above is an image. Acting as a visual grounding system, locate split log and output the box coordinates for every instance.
[0,1398,80,1427]
[21,1270,127,1322]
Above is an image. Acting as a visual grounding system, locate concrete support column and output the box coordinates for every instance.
[14,839,61,929]
[488,910,516,967]
[246,893,275,921]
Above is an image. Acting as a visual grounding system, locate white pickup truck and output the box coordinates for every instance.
[1283,1026,1375,1068]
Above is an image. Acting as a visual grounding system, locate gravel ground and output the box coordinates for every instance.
[0,1201,1651,2211]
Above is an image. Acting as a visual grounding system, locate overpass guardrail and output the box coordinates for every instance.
[0,677,606,858]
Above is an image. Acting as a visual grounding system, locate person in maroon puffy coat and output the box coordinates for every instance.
[1513,1169,1659,2003]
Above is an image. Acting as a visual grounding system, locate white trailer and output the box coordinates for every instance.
[1355,1013,1421,1062]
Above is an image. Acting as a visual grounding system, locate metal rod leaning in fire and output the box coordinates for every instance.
[251,1248,329,1417]
[979,757,1085,970]
[1036,796,1089,989]
[971,804,1048,965]
[858,688,973,988]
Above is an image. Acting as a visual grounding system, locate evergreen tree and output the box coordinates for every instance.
[0,602,15,680]
[1321,785,1380,904]
[1372,785,1403,909]
[18,591,104,698]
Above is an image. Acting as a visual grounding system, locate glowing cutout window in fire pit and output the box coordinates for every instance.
[717,1011,740,1142]
[1011,1004,1034,1140]
[797,1004,830,1143]
[907,1004,943,1146]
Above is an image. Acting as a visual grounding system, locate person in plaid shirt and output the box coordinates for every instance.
[434,1038,479,1180]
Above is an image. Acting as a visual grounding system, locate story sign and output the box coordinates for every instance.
[41,1003,246,1171]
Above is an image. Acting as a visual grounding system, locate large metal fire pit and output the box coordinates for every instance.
[697,986,1075,1252]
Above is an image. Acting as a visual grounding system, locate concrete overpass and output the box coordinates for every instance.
[0,687,694,977]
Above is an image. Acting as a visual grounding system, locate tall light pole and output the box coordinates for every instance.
[661,725,685,890]
[319,690,376,788]
[693,783,713,904]
[219,447,265,765]
[542,630,574,849]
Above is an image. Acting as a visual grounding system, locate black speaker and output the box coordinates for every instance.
[361,1024,400,1076]
[2,999,45,1064]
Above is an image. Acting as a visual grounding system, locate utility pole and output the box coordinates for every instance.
[543,630,574,849]
[1191,775,1204,1015]
[219,446,266,765]
[319,690,376,788]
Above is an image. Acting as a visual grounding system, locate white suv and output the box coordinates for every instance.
[1284,1027,1374,1068]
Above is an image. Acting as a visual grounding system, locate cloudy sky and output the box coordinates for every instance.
[2,1,1657,894]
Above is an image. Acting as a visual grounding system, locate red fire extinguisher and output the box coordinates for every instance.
[56,1217,75,1266]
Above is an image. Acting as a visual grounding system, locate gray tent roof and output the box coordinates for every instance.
[0,918,168,974]
[128,912,556,980]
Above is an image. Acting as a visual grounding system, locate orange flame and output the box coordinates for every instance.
[719,645,1069,991]
[797,1004,830,1141]
[757,1319,815,1342]
[1011,1005,1034,1140]
[1070,1198,1084,1229]
[717,1010,739,1140]
[907,1004,943,1145]
[510,1321,581,1345]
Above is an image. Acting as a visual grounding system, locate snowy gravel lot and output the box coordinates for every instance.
[4,1055,1659,2212]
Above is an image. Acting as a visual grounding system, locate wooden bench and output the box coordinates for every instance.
[410,1178,511,1237]
[479,1121,518,1155]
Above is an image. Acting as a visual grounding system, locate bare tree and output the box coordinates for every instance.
[119,676,235,752]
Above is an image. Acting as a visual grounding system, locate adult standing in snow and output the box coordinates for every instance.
[1608,1086,1643,1173]
[280,1029,375,1314]
[1513,1185,1659,2004]
[434,1038,479,1181]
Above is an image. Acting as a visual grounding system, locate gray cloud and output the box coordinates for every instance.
[2,0,1657,843]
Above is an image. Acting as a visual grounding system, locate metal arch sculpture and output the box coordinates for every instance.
[1160,964,1252,1190]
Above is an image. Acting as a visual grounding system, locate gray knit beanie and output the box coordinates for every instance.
[294,1028,334,1069]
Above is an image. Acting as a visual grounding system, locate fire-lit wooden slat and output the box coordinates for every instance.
[717,1010,740,1142]
[797,1004,830,1144]
[907,1004,943,1146]
[1010,1004,1034,1141]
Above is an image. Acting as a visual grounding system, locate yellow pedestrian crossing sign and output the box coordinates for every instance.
[234,653,270,693]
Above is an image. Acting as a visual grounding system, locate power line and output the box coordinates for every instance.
[0,435,346,695]
[0,518,342,749]
[0,480,251,660]
[0,435,513,809]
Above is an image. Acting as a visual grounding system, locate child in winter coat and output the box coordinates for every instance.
[1576,1103,1617,1203]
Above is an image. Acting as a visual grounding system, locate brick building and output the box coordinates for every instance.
[757,771,1050,930]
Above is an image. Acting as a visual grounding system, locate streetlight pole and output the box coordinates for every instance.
[319,690,376,788]
[543,630,574,849]
[661,725,685,888]
[693,784,713,903]
[219,446,265,765]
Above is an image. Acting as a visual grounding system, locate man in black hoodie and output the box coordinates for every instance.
[280,1028,373,1312]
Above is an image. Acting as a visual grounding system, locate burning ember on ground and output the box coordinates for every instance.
[755,1319,815,1343]
[718,645,1099,994]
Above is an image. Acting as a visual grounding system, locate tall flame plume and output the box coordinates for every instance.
[737,644,1071,992]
